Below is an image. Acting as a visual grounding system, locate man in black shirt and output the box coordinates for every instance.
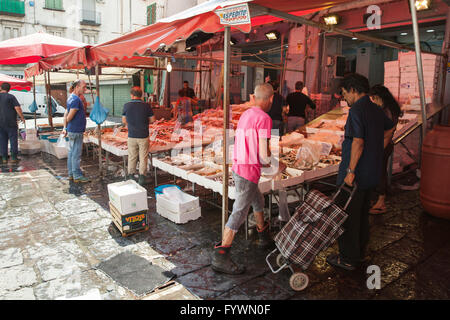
[182,81,196,100]
[286,81,316,132]
[267,81,285,136]
[0,83,25,164]
[326,73,394,271]
[122,87,155,185]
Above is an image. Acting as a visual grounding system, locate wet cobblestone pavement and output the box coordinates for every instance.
[0,150,449,300]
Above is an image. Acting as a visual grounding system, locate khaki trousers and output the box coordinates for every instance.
[127,137,149,175]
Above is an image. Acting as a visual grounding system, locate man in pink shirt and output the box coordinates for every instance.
[211,83,285,275]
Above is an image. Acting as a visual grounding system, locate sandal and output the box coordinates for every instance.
[369,207,386,215]
[326,254,356,271]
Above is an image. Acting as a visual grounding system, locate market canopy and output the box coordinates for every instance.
[0,73,32,91]
[89,0,353,64]
[0,32,87,65]
[25,0,354,76]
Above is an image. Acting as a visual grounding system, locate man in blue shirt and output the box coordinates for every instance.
[326,73,395,271]
[122,87,155,185]
[63,80,89,183]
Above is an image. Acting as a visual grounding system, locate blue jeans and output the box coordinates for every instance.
[0,126,18,157]
[67,132,84,178]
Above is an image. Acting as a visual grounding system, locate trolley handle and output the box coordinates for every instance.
[331,182,358,211]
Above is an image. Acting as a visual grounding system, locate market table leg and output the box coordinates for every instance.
[268,193,273,233]
[106,151,109,170]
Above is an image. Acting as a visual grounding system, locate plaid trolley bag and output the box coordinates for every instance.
[266,184,357,291]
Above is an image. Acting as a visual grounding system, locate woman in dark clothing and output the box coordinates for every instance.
[368,85,402,214]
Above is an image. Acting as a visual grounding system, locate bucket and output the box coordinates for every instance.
[420,125,450,219]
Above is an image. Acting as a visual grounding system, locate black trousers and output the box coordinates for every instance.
[376,142,394,196]
[335,187,373,265]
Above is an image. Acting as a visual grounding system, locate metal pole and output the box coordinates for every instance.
[95,65,103,177]
[33,76,36,129]
[409,0,427,143]
[222,25,231,238]
[45,71,53,129]
[199,45,202,101]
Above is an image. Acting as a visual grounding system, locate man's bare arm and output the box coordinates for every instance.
[344,137,364,186]
[384,128,395,148]
[66,108,78,123]
[348,138,364,172]
[14,106,25,122]
[259,138,271,168]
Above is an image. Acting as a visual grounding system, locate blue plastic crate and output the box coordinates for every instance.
[154,184,181,198]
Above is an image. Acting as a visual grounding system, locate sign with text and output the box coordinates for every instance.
[215,4,250,26]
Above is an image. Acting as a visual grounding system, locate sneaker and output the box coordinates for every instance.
[68,176,73,181]
[74,176,90,183]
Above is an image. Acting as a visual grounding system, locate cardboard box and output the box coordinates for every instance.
[107,180,148,215]
[109,202,149,235]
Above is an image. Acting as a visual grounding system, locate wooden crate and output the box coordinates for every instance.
[109,202,149,237]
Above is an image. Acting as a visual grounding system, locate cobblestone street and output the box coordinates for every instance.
[0,152,449,300]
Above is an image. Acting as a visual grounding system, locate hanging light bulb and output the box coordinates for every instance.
[166,61,172,73]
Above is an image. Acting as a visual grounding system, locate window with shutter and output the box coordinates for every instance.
[45,0,63,10]
[147,3,156,25]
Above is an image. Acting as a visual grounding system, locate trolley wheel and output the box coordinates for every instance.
[289,272,309,291]
[276,254,286,268]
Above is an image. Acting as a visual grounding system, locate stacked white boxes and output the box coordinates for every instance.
[107,180,149,235]
[384,60,400,101]
[19,129,41,154]
[156,187,201,224]
[384,52,438,107]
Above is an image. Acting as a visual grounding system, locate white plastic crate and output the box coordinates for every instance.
[156,202,201,224]
[19,141,41,154]
[156,190,199,214]
[107,180,148,215]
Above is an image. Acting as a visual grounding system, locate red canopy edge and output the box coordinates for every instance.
[0,32,86,65]
[0,73,32,90]
[25,46,91,78]
[90,11,250,65]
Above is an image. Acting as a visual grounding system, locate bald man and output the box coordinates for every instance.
[211,83,286,275]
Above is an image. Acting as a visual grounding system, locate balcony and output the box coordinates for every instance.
[0,0,25,17]
[80,9,101,26]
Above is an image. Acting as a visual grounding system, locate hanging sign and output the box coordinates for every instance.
[215,4,251,26]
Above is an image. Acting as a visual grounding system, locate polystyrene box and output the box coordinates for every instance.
[19,141,41,154]
[107,180,148,215]
[25,129,38,141]
[156,191,199,214]
[156,202,201,224]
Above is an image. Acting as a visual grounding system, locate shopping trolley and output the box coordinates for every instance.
[266,183,357,291]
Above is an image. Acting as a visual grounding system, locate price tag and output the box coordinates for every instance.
[150,130,157,141]
[113,126,119,136]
